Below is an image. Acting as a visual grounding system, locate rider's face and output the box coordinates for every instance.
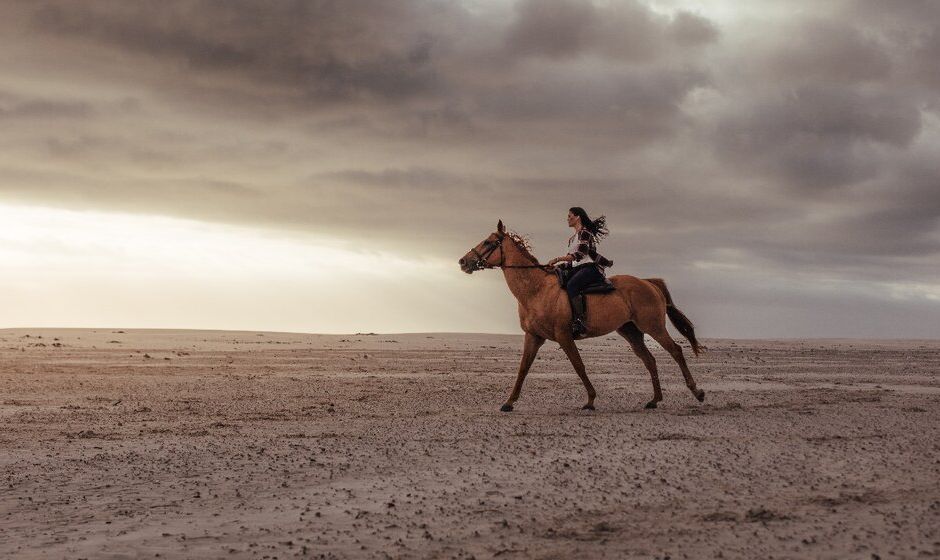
[567,211,579,228]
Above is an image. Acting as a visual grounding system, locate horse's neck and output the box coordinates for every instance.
[500,242,549,302]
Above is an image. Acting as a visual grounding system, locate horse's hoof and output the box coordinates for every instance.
[695,389,705,402]
[581,404,595,411]
[645,401,658,409]
[500,404,513,413]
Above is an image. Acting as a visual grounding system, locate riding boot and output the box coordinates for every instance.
[570,294,587,337]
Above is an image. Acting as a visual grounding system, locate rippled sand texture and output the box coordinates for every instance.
[1,329,938,559]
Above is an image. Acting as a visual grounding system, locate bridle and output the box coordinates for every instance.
[468,233,548,271]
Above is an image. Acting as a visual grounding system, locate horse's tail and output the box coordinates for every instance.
[645,278,703,356]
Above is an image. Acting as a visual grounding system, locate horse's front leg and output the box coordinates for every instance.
[501,332,545,412]
[558,334,596,410]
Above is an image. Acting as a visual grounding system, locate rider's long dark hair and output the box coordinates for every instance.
[569,207,609,240]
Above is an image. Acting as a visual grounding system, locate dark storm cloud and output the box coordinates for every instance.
[714,85,922,190]
[849,0,940,90]
[14,0,713,134]
[1,0,939,335]
[505,0,717,61]
[765,18,891,84]
[0,91,94,119]
[698,2,940,284]
[28,0,449,104]
[477,65,707,122]
[819,162,940,259]
[707,10,932,191]
[308,164,799,263]
[668,11,719,47]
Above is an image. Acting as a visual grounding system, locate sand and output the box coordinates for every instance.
[1,328,938,559]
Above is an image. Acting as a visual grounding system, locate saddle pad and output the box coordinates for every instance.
[555,268,615,293]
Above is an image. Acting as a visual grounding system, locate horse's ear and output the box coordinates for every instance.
[497,219,505,234]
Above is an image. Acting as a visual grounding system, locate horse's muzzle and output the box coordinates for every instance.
[458,257,477,274]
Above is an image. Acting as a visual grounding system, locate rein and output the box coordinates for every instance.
[469,233,550,271]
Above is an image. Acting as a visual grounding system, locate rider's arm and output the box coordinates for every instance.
[548,254,575,266]
[549,230,590,266]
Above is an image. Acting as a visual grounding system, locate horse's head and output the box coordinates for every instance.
[459,220,507,274]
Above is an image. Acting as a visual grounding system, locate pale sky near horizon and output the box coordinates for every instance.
[1,1,938,338]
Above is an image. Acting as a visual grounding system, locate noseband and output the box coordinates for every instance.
[468,233,546,270]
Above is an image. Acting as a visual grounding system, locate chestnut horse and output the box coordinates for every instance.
[459,220,705,411]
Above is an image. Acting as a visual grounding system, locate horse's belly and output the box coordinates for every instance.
[586,293,631,331]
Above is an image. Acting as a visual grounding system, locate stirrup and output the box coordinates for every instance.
[571,319,587,337]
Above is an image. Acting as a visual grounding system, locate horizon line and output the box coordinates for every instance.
[2,326,938,343]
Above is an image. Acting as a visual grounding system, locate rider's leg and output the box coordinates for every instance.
[566,266,600,336]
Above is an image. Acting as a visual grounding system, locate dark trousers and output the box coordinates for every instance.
[565,263,605,299]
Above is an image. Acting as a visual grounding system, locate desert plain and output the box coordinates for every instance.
[0,328,938,559]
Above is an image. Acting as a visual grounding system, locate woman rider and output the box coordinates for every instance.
[547,207,614,337]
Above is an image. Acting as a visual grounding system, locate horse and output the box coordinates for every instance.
[458,220,705,412]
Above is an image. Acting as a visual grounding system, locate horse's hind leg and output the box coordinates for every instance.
[645,325,705,403]
[616,322,662,409]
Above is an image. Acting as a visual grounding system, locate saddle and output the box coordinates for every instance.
[555,267,616,294]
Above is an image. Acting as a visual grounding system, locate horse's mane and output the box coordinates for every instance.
[506,229,542,266]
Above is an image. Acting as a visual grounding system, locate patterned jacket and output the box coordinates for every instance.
[567,229,614,268]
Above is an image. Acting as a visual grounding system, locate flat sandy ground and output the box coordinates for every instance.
[1,329,938,559]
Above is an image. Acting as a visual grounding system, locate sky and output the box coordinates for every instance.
[0,0,938,338]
